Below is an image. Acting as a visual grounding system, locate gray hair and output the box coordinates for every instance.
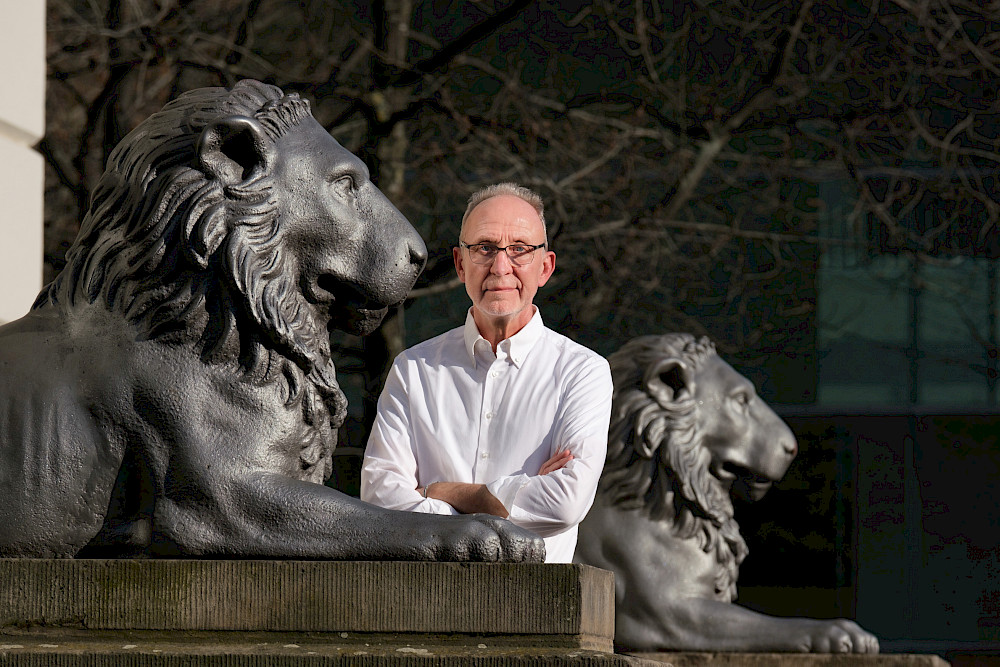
[460,182,547,242]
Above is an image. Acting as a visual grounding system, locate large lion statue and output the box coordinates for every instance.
[575,333,878,653]
[0,79,542,562]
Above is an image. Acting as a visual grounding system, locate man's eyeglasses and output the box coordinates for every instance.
[460,242,546,266]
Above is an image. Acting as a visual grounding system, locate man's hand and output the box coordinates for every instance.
[414,450,575,518]
[419,482,510,518]
[539,449,574,475]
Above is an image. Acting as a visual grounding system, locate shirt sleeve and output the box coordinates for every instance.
[360,357,459,516]
[485,354,613,537]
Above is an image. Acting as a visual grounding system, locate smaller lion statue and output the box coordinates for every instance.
[575,333,878,653]
[0,79,542,563]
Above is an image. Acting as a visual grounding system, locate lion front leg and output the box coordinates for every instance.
[151,472,545,562]
[618,596,879,654]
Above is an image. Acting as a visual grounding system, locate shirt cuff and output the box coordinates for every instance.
[407,497,461,515]
[486,474,530,514]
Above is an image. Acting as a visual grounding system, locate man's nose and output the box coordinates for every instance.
[490,249,513,274]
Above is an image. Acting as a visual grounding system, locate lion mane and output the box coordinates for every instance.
[36,80,344,482]
[600,333,748,601]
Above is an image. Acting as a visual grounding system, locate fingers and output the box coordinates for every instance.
[538,449,574,475]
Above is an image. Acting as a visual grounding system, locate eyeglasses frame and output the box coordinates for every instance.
[459,242,547,266]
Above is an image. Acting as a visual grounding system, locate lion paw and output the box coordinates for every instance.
[428,514,545,563]
[804,618,879,654]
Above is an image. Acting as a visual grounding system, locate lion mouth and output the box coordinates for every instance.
[316,275,391,335]
[721,463,776,501]
[712,462,738,485]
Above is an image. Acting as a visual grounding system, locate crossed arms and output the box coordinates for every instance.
[359,336,613,543]
[416,449,575,517]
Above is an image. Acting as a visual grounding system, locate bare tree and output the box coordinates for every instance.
[43,0,1000,432]
[534,0,1000,401]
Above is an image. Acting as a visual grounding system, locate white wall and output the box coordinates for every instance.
[0,2,45,324]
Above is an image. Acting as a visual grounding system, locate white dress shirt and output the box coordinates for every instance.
[361,308,613,563]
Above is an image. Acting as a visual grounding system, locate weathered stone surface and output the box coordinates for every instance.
[628,652,950,666]
[0,560,951,665]
[0,630,657,666]
[0,560,613,651]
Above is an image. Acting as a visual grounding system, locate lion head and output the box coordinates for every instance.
[36,79,426,478]
[598,333,797,601]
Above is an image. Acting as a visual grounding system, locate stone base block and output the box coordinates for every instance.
[0,560,950,666]
[629,652,950,666]
[0,629,655,666]
[0,559,611,648]
[0,559,653,665]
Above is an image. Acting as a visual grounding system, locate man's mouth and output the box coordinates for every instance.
[484,283,518,292]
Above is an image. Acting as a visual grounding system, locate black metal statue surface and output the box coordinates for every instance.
[574,334,878,653]
[0,79,543,562]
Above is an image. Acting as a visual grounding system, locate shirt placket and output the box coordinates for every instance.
[472,346,498,482]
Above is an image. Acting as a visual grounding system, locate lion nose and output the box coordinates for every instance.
[409,237,428,270]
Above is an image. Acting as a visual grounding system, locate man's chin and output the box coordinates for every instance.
[475,301,524,320]
[472,302,538,334]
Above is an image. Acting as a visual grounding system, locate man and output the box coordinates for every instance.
[360,183,613,563]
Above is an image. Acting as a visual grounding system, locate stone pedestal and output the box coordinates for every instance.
[0,559,651,666]
[0,559,950,666]
[630,652,950,666]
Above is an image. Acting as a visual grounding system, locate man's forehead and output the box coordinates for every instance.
[462,195,543,240]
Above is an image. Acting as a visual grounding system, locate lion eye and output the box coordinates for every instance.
[733,392,751,409]
[330,175,355,199]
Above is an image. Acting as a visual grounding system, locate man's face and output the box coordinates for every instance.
[453,194,556,333]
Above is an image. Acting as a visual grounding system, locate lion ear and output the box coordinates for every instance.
[197,115,275,186]
[643,358,693,407]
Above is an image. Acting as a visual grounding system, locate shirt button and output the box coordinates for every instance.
[485,412,493,419]
[491,370,499,378]
[480,452,488,459]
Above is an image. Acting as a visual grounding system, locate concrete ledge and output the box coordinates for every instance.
[0,560,949,665]
[0,629,658,666]
[629,652,950,666]
[0,560,613,651]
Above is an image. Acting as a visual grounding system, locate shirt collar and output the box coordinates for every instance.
[463,307,544,368]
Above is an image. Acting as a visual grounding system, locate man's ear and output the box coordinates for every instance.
[197,115,275,186]
[453,246,466,283]
[643,357,693,408]
[536,249,556,287]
